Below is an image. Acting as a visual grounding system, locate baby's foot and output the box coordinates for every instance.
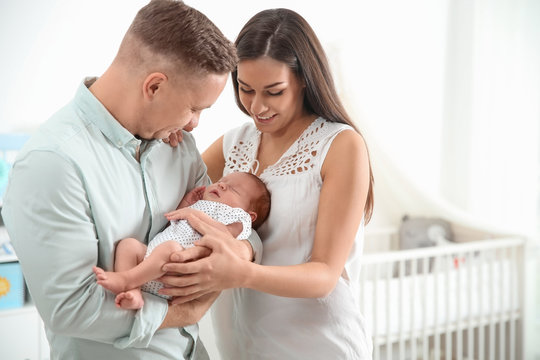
[93,266,106,280]
[92,266,129,294]
[115,289,144,310]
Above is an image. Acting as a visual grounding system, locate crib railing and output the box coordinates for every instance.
[360,237,525,360]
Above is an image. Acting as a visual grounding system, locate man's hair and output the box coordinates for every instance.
[243,173,271,230]
[121,0,237,75]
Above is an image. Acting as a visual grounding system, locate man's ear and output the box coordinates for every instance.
[142,72,167,100]
[249,211,258,223]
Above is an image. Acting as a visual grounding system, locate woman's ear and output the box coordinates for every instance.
[142,72,167,100]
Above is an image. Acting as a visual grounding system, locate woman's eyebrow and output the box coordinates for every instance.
[238,78,284,89]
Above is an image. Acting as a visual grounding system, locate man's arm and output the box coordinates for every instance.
[2,151,167,348]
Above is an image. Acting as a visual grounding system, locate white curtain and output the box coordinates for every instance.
[333,0,540,239]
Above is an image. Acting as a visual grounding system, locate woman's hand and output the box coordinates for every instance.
[157,213,253,304]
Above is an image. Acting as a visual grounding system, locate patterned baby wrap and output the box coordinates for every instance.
[141,200,252,298]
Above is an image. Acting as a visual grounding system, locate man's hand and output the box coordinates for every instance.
[159,291,219,329]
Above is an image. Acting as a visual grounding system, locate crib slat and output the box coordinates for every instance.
[444,254,452,360]
[385,261,392,360]
[456,253,463,360]
[499,248,506,360]
[398,260,405,360]
[478,250,485,360]
[433,256,440,360]
[509,246,516,360]
[489,251,495,360]
[373,262,380,360]
[467,251,474,360]
[422,256,429,360]
[410,259,417,360]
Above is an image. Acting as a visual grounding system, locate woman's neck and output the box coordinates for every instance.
[255,114,317,175]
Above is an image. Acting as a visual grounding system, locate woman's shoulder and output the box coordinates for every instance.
[304,118,358,148]
[318,118,354,133]
[315,118,366,167]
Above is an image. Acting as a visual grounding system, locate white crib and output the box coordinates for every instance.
[360,230,526,360]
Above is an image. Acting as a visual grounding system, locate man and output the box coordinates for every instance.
[1,1,260,359]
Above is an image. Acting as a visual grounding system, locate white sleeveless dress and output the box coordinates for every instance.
[211,118,373,359]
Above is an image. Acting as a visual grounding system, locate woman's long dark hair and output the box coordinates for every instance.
[232,8,374,222]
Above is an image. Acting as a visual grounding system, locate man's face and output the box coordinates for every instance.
[139,72,228,140]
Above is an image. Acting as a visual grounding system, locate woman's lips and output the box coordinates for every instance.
[255,114,276,123]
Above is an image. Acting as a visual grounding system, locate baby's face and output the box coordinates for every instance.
[203,172,258,211]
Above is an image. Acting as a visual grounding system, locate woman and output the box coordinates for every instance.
[164,8,374,359]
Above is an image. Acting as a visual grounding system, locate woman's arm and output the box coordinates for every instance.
[160,129,370,301]
[201,135,225,183]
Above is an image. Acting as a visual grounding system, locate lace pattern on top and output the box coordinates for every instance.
[225,118,334,177]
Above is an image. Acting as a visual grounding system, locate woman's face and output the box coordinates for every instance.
[236,56,307,135]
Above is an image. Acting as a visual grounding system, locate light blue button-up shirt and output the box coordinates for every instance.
[2,78,261,359]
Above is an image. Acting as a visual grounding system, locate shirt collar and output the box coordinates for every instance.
[73,77,139,149]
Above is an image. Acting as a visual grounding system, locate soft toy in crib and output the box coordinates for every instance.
[398,215,456,274]
[399,215,455,250]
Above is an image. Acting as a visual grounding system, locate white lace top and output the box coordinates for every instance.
[212,118,372,359]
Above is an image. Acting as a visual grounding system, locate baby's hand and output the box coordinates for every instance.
[176,186,206,209]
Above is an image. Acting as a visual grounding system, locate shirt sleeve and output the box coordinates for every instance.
[247,230,263,264]
[2,150,167,348]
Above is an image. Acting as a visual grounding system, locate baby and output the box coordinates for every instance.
[93,171,270,309]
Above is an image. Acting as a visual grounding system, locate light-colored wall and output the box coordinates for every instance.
[0,0,449,186]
